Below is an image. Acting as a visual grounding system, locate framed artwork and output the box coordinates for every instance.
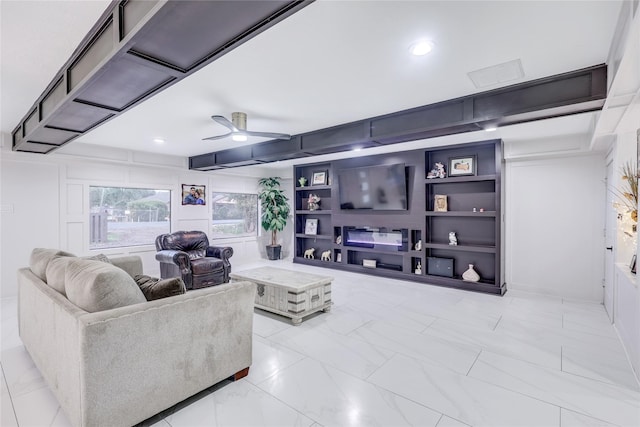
[305,218,318,235]
[448,155,477,177]
[182,184,206,205]
[312,170,328,185]
[434,194,448,212]
[631,254,637,274]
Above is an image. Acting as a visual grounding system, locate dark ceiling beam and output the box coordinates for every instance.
[11,0,314,154]
[190,64,607,170]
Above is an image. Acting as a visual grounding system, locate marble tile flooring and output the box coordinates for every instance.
[2,260,639,426]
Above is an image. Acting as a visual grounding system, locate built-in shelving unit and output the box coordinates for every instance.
[292,140,505,295]
[423,140,504,294]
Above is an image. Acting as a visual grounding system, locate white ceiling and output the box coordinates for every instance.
[0,0,627,166]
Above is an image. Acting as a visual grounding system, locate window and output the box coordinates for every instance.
[211,192,258,239]
[89,186,171,249]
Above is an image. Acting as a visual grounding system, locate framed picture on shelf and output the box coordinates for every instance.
[448,155,477,177]
[305,218,318,235]
[182,184,206,205]
[434,194,448,212]
[312,170,328,185]
[631,254,637,274]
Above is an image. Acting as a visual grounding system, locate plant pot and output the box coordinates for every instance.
[266,245,281,260]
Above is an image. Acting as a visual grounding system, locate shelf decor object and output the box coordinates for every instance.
[298,177,307,187]
[363,259,377,268]
[415,261,422,274]
[312,170,328,185]
[434,194,447,212]
[427,162,447,179]
[448,155,477,177]
[308,194,321,211]
[449,232,458,245]
[462,264,481,282]
[305,218,318,235]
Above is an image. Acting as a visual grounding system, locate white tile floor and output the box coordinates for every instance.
[2,260,639,427]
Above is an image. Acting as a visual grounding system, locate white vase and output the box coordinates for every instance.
[462,264,480,282]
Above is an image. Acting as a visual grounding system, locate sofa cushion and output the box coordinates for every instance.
[190,257,223,274]
[29,248,75,282]
[65,259,146,312]
[45,256,75,295]
[45,254,112,296]
[134,275,186,301]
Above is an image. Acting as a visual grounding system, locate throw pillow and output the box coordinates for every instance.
[29,248,75,282]
[65,258,146,312]
[134,275,186,301]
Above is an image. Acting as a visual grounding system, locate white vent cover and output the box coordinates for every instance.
[468,59,525,88]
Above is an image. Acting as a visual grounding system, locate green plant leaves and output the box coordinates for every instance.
[258,177,291,245]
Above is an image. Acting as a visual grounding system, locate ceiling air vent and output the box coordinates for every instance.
[468,59,525,89]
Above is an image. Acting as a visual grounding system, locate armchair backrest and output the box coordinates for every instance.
[155,231,210,259]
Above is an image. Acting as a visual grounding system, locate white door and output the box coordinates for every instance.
[604,155,616,321]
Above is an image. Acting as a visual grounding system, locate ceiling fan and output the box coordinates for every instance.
[203,112,291,142]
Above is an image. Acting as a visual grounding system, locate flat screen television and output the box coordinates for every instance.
[338,163,408,210]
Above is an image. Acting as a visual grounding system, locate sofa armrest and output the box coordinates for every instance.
[155,249,190,272]
[77,280,255,427]
[206,246,233,262]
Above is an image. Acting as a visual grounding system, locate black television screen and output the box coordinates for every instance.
[338,163,408,210]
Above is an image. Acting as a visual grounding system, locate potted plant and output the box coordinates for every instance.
[258,177,291,260]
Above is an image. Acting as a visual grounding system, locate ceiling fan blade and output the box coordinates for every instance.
[202,132,232,141]
[211,115,238,132]
[244,130,292,140]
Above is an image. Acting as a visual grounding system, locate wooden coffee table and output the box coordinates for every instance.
[230,266,332,325]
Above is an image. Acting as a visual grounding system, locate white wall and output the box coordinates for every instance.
[505,148,606,302]
[0,146,283,298]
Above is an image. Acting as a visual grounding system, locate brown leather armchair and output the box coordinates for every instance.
[155,231,233,290]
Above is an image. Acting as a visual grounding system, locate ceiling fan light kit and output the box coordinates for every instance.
[203,112,291,142]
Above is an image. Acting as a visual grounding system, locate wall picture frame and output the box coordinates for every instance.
[312,170,328,185]
[182,184,206,205]
[448,155,477,177]
[434,194,448,212]
[305,218,318,235]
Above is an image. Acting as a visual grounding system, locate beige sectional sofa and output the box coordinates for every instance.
[18,249,255,427]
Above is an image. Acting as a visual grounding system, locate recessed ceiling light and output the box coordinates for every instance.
[153,138,165,144]
[485,126,498,132]
[409,40,433,56]
[232,133,248,142]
